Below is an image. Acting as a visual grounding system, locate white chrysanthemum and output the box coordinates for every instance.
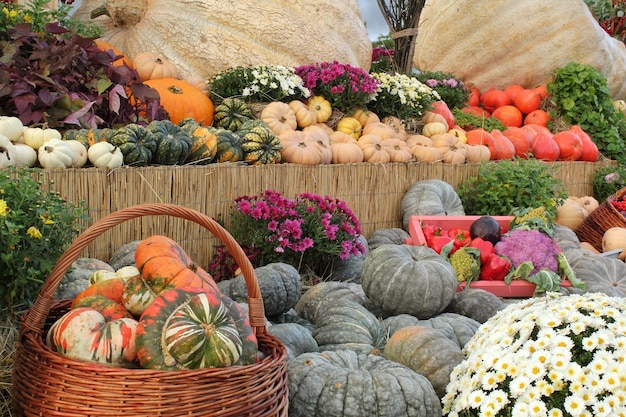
[592,398,614,417]
[564,394,586,416]
[528,399,548,417]
[509,375,532,397]
[548,408,564,417]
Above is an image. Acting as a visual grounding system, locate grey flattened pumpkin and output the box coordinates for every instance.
[294,281,367,325]
[384,325,463,398]
[287,350,442,417]
[361,244,458,319]
[312,300,386,354]
[267,322,318,360]
[367,227,411,251]
[217,262,302,317]
[445,288,507,324]
[569,255,626,297]
[400,179,465,230]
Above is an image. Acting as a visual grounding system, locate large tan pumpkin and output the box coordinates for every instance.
[414,0,626,99]
[73,0,372,80]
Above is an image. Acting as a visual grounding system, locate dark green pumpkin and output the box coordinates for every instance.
[108,124,158,166]
[135,286,258,370]
[240,124,282,165]
[146,120,193,165]
[213,98,254,132]
[214,128,245,163]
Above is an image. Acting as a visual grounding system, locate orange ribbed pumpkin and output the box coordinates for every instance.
[144,78,214,126]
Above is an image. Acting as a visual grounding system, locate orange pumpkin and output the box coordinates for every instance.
[143,78,215,126]
[350,108,380,127]
[489,129,516,160]
[381,138,413,163]
[491,105,523,128]
[465,144,491,163]
[431,133,466,164]
[302,125,332,164]
[412,145,443,163]
[261,102,298,135]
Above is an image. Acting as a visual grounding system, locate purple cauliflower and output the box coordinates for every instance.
[494,229,559,276]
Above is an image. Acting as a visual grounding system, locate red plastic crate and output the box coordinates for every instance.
[406,215,514,247]
[405,215,573,297]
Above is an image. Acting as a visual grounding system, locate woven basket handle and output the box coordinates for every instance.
[20,203,266,336]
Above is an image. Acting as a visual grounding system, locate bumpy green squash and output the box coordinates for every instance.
[241,124,282,165]
[179,118,218,164]
[62,128,114,150]
[146,119,193,165]
[213,98,254,132]
[135,286,258,370]
[214,128,245,163]
[108,123,158,166]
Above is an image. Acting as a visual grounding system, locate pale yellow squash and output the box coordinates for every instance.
[74,0,373,80]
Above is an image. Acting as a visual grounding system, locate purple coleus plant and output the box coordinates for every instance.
[0,22,167,128]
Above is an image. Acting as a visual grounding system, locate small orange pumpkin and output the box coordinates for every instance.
[431,133,467,164]
[412,145,443,163]
[289,100,317,128]
[279,130,322,165]
[363,121,400,141]
[357,134,391,163]
[143,78,215,126]
[381,138,413,163]
[329,131,364,163]
[302,125,332,164]
[261,102,298,135]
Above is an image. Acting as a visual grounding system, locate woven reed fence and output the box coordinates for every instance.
[34,160,616,267]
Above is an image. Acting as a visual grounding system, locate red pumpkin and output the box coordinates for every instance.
[553,130,583,161]
[480,88,511,113]
[466,85,481,106]
[502,126,533,159]
[491,105,523,127]
[569,125,599,162]
[523,109,551,127]
[531,131,560,161]
[71,278,126,307]
[461,106,491,118]
[513,89,543,115]
[503,84,525,101]
[490,129,516,160]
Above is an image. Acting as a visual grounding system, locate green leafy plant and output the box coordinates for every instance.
[212,190,365,278]
[457,157,568,217]
[414,70,470,109]
[0,22,166,128]
[0,0,102,40]
[584,0,626,41]
[592,164,626,201]
[0,167,89,318]
[547,62,626,165]
[451,108,506,131]
[208,65,311,104]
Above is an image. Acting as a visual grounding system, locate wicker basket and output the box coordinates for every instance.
[12,203,288,417]
[576,187,626,252]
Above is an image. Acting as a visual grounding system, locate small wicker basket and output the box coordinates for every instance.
[576,187,626,252]
[12,203,288,417]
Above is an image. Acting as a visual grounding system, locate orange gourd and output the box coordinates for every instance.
[94,39,134,68]
[489,129,516,160]
[513,89,543,115]
[412,145,443,163]
[289,100,317,128]
[133,51,178,81]
[358,134,391,163]
[431,133,466,164]
[261,102,298,135]
[278,130,322,165]
[381,138,413,163]
[363,122,400,140]
[329,131,364,163]
[491,105,523,128]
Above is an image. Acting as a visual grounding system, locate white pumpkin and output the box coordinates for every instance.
[0,116,25,143]
[414,0,626,99]
[12,143,38,167]
[0,134,17,168]
[38,139,74,169]
[63,139,89,168]
[87,141,124,169]
[72,0,372,80]
[23,126,62,150]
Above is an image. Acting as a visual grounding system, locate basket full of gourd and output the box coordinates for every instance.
[11,204,288,417]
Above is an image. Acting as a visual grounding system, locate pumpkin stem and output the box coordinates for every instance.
[201,323,215,338]
[91,0,148,28]
[168,86,184,95]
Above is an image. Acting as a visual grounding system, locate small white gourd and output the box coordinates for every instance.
[12,143,38,167]
[87,141,124,169]
[0,116,25,143]
[63,140,89,168]
[23,126,62,150]
[0,134,17,168]
[38,139,74,169]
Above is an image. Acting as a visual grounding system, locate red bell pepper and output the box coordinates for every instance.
[429,235,454,254]
[480,253,511,281]
[469,237,495,265]
[448,228,471,250]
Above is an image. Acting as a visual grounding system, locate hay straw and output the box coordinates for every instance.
[34,161,617,268]
[0,317,18,417]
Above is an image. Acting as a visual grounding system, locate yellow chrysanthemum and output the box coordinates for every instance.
[40,215,54,225]
[0,199,8,217]
[27,226,42,239]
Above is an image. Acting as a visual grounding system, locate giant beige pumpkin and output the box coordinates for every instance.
[414,0,626,99]
[73,0,373,80]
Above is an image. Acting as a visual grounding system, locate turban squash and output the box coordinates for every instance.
[414,0,626,100]
[74,0,372,80]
